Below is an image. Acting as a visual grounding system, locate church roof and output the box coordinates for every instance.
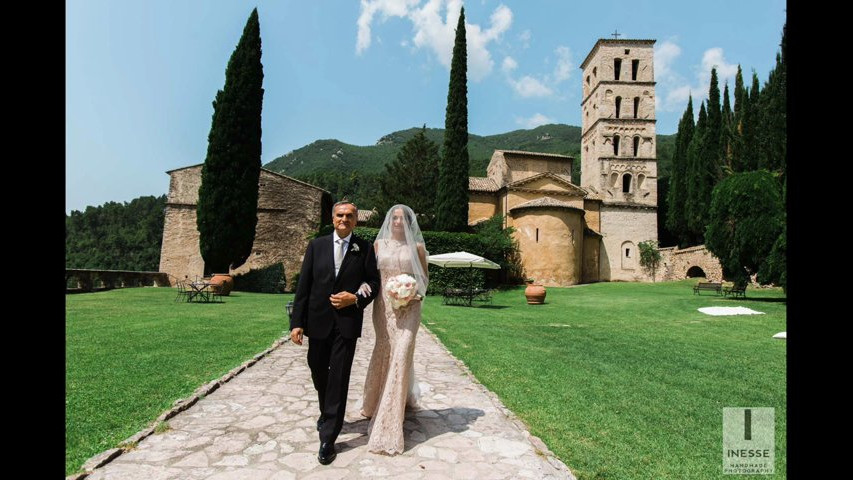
[469,177,501,192]
[509,196,586,214]
[507,172,589,196]
[497,150,574,160]
[584,227,603,238]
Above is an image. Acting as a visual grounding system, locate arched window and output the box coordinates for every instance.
[632,59,639,80]
[633,97,640,118]
[633,136,640,156]
[615,96,622,118]
[610,172,619,186]
[621,241,636,270]
[613,135,620,156]
[586,75,590,85]
[637,174,646,190]
[614,58,622,80]
[623,173,632,193]
[593,66,597,77]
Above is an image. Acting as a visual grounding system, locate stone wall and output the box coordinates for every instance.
[511,208,584,286]
[468,193,498,224]
[599,206,658,281]
[658,245,724,283]
[158,166,327,291]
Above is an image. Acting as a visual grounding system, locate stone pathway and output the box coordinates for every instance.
[79,303,575,479]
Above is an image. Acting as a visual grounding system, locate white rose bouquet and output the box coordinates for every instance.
[385,274,419,309]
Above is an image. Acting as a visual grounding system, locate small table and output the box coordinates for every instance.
[188,282,213,303]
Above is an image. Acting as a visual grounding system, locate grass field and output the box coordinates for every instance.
[66,280,786,478]
[421,280,786,479]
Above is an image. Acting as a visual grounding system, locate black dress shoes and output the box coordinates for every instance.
[317,415,326,432]
[318,442,336,465]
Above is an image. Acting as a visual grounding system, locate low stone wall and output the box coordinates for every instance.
[66,269,170,293]
[658,245,724,283]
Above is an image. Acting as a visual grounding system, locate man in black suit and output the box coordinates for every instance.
[289,200,380,465]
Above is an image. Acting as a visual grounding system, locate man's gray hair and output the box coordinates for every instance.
[332,199,358,215]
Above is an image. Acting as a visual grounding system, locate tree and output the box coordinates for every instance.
[377,125,440,228]
[197,8,264,274]
[705,171,784,287]
[435,6,470,232]
[666,96,694,247]
[731,65,747,172]
[638,240,662,282]
[758,22,786,179]
[720,82,733,173]
[685,101,707,244]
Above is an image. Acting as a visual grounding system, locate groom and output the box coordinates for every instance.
[290,200,380,465]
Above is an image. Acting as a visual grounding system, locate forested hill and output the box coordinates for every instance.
[264,123,676,179]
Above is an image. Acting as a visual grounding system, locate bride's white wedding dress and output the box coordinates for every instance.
[361,238,422,455]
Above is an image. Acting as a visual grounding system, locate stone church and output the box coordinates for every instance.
[158,165,331,289]
[468,39,659,286]
[160,38,721,289]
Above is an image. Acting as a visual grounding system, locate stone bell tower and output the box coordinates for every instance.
[579,38,658,281]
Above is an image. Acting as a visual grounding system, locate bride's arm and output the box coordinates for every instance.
[416,243,428,279]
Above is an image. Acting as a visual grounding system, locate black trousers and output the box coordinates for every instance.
[307,324,358,444]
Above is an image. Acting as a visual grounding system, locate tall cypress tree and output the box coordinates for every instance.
[720,82,733,173]
[731,66,747,172]
[435,6,470,232]
[685,101,707,245]
[666,96,694,248]
[758,23,786,178]
[704,68,722,181]
[740,71,762,171]
[197,8,264,274]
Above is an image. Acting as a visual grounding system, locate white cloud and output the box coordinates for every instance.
[655,44,739,113]
[510,76,553,98]
[550,46,572,83]
[654,40,681,83]
[356,0,417,54]
[518,29,531,49]
[516,113,555,128]
[504,46,570,98]
[502,56,518,73]
[356,0,512,82]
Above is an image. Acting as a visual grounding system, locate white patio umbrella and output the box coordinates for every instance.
[427,251,501,269]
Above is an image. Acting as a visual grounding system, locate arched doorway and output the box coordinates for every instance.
[686,266,706,278]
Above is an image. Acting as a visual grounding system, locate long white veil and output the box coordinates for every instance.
[374,204,429,297]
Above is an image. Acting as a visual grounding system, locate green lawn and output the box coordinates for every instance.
[67,281,786,478]
[65,288,293,475]
[420,279,786,479]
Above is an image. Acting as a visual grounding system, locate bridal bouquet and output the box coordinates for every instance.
[385,274,418,309]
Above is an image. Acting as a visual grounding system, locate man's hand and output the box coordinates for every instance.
[329,291,357,309]
[290,327,304,345]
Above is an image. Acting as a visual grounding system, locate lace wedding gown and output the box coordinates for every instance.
[361,238,422,455]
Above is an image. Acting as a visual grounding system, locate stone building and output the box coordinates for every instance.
[158,165,331,289]
[468,39,661,286]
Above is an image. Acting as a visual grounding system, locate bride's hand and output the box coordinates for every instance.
[358,282,372,297]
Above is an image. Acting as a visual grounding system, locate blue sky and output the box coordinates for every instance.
[66,0,786,213]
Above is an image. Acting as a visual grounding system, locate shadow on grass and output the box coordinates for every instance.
[724,297,787,304]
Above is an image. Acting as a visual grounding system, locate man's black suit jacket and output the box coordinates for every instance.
[290,233,380,339]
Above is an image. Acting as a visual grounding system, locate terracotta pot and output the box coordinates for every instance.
[210,273,234,296]
[525,283,546,304]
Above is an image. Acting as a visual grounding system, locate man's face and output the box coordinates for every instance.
[333,203,357,238]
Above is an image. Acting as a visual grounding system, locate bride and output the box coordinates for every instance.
[359,204,429,455]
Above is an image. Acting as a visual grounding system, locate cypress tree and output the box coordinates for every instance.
[197,8,264,274]
[720,82,733,173]
[435,6,470,232]
[685,102,707,245]
[731,66,747,171]
[758,23,786,178]
[666,96,694,248]
[740,71,762,171]
[704,68,722,180]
